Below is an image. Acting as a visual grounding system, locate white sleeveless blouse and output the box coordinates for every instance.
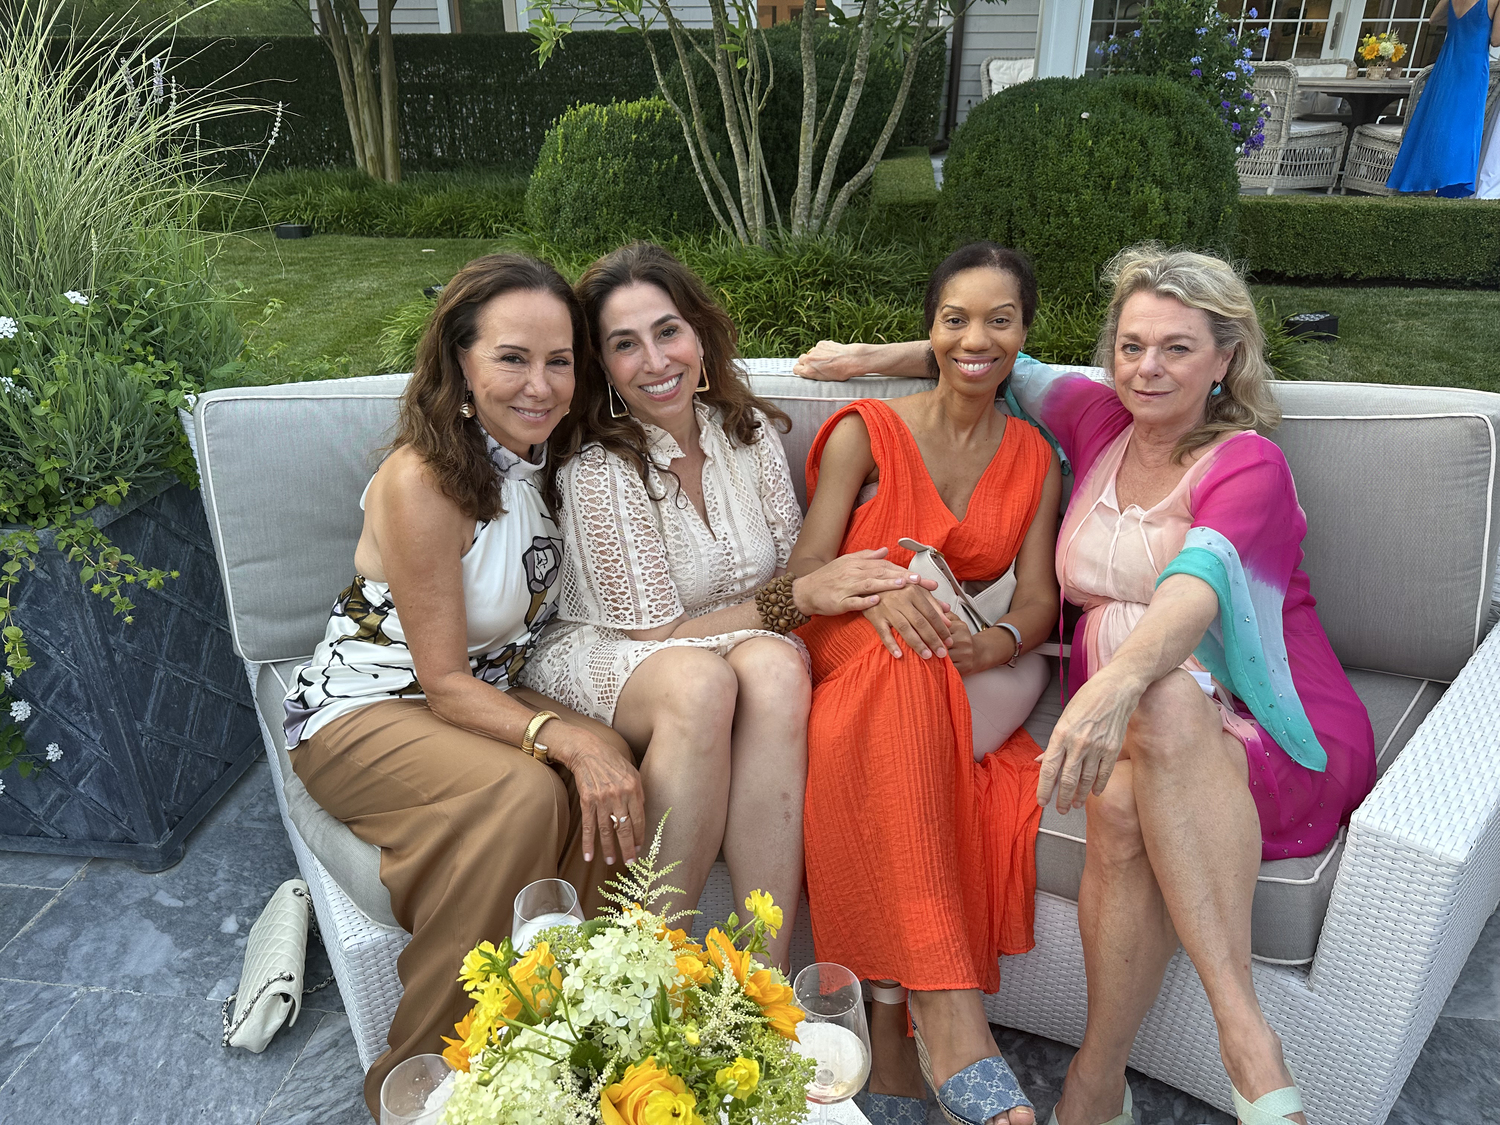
[283,438,563,747]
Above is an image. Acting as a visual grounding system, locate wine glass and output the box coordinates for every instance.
[379,1053,455,1125]
[792,962,873,1122]
[511,878,584,951]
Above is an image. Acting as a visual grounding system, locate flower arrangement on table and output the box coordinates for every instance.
[1358,31,1406,68]
[437,828,815,1125]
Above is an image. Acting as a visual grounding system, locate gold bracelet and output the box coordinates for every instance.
[754,572,809,635]
[521,710,560,764]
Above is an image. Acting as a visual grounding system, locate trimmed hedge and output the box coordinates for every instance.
[525,99,713,242]
[159,33,674,174]
[1236,195,1500,286]
[938,75,1240,301]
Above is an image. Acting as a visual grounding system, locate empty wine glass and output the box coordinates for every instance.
[379,1053,454,1125]
[512,878,584,951]
[792,962,873,1122]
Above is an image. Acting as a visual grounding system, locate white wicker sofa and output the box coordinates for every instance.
[190,365,1500,1125]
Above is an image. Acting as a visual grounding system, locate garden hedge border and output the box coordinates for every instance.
[1235,195,1500,286]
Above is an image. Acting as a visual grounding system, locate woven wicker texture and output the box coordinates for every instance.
[1238,61,1349,193]
[1342,66,1434,195]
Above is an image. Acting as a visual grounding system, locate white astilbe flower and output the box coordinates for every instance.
[46,743,62,762]
[10,700,31,722]
[64,291,89,306]
[0,316,16,339]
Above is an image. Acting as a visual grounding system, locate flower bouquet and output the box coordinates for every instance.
[1358,31,1406,78]
[437,827,815,1125]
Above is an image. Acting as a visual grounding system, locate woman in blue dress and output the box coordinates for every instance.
[1386,0,1500,196]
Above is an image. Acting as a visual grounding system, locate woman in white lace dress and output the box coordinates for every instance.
[522,243,941,966]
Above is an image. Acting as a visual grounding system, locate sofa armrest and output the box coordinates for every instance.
[1299,625,1500,1098]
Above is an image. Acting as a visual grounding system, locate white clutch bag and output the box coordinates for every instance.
[898,537,1014,633]
[221,878,311,1053]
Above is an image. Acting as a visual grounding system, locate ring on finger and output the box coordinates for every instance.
[609,813,630,826]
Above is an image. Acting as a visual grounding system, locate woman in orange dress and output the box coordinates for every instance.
[789,243,1061,1125]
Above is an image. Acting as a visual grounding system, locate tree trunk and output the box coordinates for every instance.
[704,0,761,243]
[791,4,818,235]
[377,0,400,183]
[809,0,879,233]
[314,0,367,174]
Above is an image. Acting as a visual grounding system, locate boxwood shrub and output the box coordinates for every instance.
[525,98,714,244]
[938,75,1240,301]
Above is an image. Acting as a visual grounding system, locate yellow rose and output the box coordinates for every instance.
[744,968,806,1040]
[508,940,562,1016]
[715,1057,760,1099]
[601,1058,702,1125]
[743,890,783,935]
[675,953,714,987]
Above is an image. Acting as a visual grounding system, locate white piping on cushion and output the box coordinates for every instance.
[1377,679,1432,768]
[1280,411,1496,660]
[1038,825,1345,887]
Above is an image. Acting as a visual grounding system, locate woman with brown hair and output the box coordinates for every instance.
[521,242,936,969]
[284,253,644,1118]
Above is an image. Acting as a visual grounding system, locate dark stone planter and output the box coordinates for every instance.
[0,481,260,871]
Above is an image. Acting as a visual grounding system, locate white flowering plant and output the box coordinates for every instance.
[439,824,814,1125]
[1094,0,1271,154]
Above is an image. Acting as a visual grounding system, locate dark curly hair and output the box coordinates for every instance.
[393,253,586,520]
[548,242,790,501]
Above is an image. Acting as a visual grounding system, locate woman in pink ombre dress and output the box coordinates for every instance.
[795,244,1375,1125]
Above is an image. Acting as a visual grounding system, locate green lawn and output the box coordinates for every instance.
[210,232,1500,393]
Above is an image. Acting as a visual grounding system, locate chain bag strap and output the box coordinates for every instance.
[898,538,1015,634]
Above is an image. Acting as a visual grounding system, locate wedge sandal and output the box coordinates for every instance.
[911,1016,1034,1125]
[1044,1080,1134,1125]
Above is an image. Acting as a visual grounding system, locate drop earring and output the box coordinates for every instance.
[608,383,630,419]
[695,369,710,393]
[1211,383,1224,397]
[459,399,476,418]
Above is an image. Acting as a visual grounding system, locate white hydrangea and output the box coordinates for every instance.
[45,743,62,762]
[0,777,6,795]
[0,316,16,339]
[561,918,677,1054]
[3,671,12,687]
[443,1024,574,1125]
[9,700,31,722]
[64,291,89,306]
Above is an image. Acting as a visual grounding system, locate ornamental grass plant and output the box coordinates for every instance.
[0,0,257,778]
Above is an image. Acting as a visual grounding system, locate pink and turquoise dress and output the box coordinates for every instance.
[1008,358,1376,859]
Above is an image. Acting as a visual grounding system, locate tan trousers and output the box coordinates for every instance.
[291,689,633,1119]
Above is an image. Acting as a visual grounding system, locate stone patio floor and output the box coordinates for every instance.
[1,757,1496,1125]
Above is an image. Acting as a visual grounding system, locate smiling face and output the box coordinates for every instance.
[457,288,577,457]
[929,267,1029,394]
[596,281,704,433]
[1112,291,1232,436]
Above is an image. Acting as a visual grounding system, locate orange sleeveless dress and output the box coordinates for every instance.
[798,399,1050,992]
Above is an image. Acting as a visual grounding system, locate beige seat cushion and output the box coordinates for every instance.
[256,659,399,929]
[1027,665,1442,964]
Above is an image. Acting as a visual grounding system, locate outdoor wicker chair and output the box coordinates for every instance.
[1237,60,1349,193]
[1341,65,1434,195]
[978,52,1034,100]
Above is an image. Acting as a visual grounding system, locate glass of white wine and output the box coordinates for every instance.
[792,962,872,1122]
[511,878,584,952]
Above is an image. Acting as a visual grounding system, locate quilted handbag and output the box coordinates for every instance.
[221,878,312,1053]
[898,537,1015,634]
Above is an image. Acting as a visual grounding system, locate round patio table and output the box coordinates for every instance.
[1297,76,1416,130]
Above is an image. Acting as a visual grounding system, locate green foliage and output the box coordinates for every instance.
[46,0,312,36]
[1093,0,1270,153]
[525,99,715,245]
[200,169,529,236]
[376,296,436,375]
[938,75,1240,302]
[1237,195,1500,286]
[158,32,685,175]
[208,297,355,387]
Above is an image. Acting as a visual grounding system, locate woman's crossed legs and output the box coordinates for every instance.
[611,637,809,969]
[1055,669,1305,1125]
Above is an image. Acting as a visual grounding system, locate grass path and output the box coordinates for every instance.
[211,233,1500,392]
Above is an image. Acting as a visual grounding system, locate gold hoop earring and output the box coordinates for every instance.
[696,369,710,393]
[459,399,476,419]
[608,383,630,419]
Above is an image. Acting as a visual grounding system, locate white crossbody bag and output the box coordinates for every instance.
[221,879,331,1053]
[898,538,1065,658]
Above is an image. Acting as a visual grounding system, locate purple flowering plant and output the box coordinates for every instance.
[1093,0,1270,153]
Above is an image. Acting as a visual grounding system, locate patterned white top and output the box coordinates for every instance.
[284,438,563,747]
[521,402,805,722]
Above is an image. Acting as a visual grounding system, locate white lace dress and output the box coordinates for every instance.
[521,403,806,723]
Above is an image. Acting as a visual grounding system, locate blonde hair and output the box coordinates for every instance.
[1095,242,1280,463]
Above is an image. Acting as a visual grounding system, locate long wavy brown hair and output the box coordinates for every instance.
[393,253,586,521]
[550,242,789,500]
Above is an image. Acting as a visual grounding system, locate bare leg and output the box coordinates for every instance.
[722,638,809,971]
[1052,759,1179,1125]
[611,647,737,914]
[867,985,926,1100]
[908,989,1036,1125]
[1126,672,1305,1123]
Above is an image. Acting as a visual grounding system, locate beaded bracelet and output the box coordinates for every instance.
[754,572,809,634]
